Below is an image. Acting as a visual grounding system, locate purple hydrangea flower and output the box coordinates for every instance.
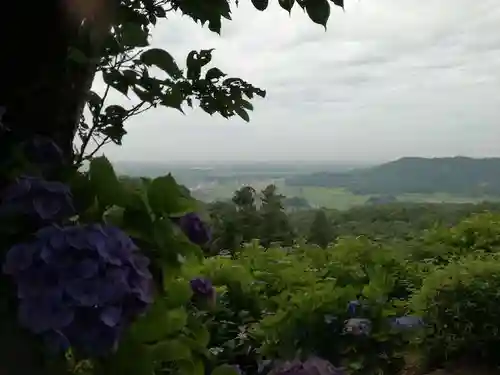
[3,224,153,356]
[389,315,424,331]
[270,356,344,375]
[190,277,216,308]
[172,213,211,246]
[0,175,74,221]
[344,318,372,336]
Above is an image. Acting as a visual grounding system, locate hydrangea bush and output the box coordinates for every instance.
[0,137,232,375]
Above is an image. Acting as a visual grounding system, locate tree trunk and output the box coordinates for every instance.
[0,0,111,165]
[0,1,113,373]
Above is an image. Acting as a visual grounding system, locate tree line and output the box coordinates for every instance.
[204,184,500,252]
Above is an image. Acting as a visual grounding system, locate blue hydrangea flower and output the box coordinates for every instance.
[190,277,216,308]
[0,175,74,221]
[172,213,211,246]
[271,356,344,375]
[389,315,424,331]
[347,300,361,316]
[344,318,372,336]
[3,224,153,356]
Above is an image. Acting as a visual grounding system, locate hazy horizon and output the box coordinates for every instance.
[92,0,500,163]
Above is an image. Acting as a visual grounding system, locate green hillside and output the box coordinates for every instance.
[286,156,500,196]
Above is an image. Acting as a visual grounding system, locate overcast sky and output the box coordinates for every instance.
[99,0,500,163]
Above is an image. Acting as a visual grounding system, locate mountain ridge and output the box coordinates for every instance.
[285,156,500,196]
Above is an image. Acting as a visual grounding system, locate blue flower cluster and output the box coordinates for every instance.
[389,315,424,331]
[0,175,74,221]
[343,299,424,336]
[172,212,211,246]
[3,224,153,356]
[190,277,216,308]
[271,356,344,375]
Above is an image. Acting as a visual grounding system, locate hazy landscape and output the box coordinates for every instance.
[114,156,500,210]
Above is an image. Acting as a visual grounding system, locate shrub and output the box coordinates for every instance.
[412,255,500,369]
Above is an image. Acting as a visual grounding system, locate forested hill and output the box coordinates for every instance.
[285,157,500,196]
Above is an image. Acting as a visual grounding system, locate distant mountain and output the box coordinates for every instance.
[285,157,500,196]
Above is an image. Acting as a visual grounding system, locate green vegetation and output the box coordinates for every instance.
[184,199,500,375]
[4,0,499,374]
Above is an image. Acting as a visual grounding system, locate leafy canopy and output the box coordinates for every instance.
[75,0,345,162]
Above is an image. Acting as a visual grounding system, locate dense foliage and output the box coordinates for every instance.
[286,156,500,196]
[2,0,499,375]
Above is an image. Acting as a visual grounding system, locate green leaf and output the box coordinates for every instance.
[148,339,192,361]
[251,0,269,11]
[212,364,241,375]
[178,358,204,375]
[279,0,295,12]
[305,0,330,28]
[132,301,188,342]
[240,99,254,111]
[88,156,125,208]
[206,67,226,81]
[147,174,195,216]
[69,172,95,213]
[140,48,182,79]
[331,0,344,8]
[103,206,125,226]
[235,107,250,122]
[161,90,184,112]
[96,332,154,375]
[190,322,210,347]
[122,195,154,240]
[103,69,129,96]
[164,279,193,306]
[121,22,149,47]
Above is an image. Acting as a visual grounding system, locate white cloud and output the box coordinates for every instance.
[98,0,500,162]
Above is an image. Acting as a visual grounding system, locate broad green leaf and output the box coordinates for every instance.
[103,206,125,226]
[251,0,269,11]
[190,322,210,347]
[96,332,154,375]
[147,174,195,216]
[331,0,344,8]
[148,339,192,361]
[240,99,254,111]
[212,364,240,375]
[235,107,250,122]
[103,69,129,96]
[88,156,125,208]
[279,0,295,12]
[178,358,204,375]
[122,207,153,240]
[121,22,149,47]
[305,0,330,28]
[164,279,193,306]
[205,67,226,81]
[161,90,184,112]
[132,301,187,342]
[140,48,182,79]
[69,171,96,213]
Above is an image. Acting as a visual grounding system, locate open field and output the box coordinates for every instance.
[190,178,500,210]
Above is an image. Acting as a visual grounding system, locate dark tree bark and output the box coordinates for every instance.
[0,0,111,165]
[0,1,113,373]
